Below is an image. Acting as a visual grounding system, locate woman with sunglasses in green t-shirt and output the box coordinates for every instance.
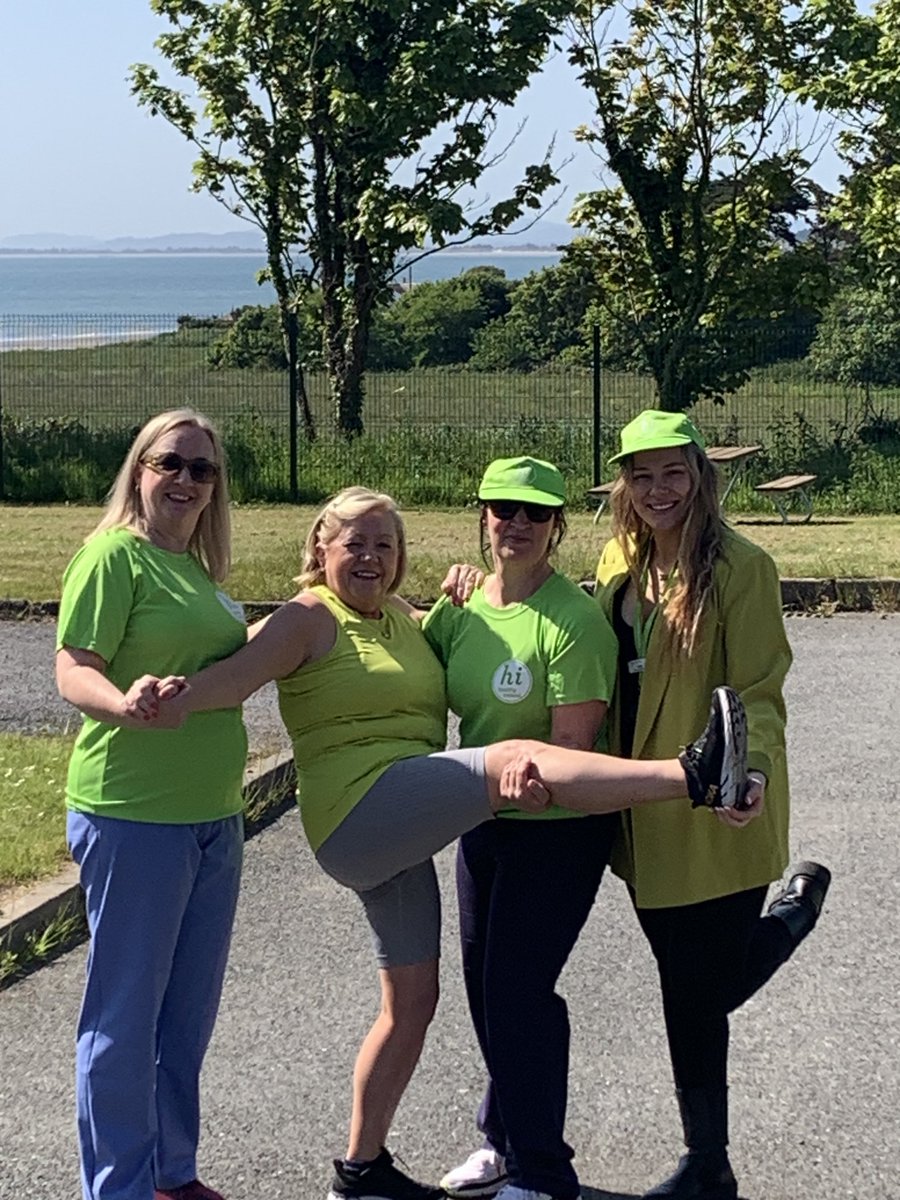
[56,409,246,1200]
[423,457,619,1200]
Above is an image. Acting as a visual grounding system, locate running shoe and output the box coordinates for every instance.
[328,1148,444,1200]
[441,1148,508,1198]
[679,686,748,809]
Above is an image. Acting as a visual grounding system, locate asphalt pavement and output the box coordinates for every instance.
[0,614,897,1200]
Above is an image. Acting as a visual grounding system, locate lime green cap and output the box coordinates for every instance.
[478,456,566,506]
[609,409,706,464]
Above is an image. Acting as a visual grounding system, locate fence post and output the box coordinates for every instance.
[287,312,299,502]
[0,348,5,500]
[592,323,602,486]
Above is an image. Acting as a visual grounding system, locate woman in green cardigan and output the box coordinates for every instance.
[595,410,831,1200]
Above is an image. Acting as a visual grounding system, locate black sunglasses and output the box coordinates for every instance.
[486,499,559,523]
[142,452,219,484]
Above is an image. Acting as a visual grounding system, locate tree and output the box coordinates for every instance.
[793,0,900,285]
[470,259,595,368]
[379,266,513,366]
[208,298,323,370]
[809,284,900,388]
[132,0,565,443]
[564,0,828,410]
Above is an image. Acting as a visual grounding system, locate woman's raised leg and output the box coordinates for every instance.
[486,685,748,815]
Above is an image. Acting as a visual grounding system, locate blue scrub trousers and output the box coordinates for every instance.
[67,810,243,1200]
[456,812,618,1200]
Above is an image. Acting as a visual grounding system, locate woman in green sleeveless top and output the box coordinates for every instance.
[129,486,753,1200]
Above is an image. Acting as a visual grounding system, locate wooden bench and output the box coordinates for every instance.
[586,481,615,523]
[754,474,817,524]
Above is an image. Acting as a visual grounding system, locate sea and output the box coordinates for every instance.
[0,251,562,350]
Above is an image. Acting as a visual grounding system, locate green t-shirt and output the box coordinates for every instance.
[276,586,448,851]
[423,570,617,819]
[57,528,248,823]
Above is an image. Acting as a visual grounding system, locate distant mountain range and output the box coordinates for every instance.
[0,221,576,254]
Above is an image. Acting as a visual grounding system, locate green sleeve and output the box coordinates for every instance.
[721,547,791,781]
[57,533,136,665]
[545,597,618,707]
[421,591,455,668]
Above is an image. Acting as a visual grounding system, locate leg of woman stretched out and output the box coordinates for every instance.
[484,739,688,814]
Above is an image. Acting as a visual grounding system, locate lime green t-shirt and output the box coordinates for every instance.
[276,586,448,851]
[57,528,248,823]
[423,571,617,819]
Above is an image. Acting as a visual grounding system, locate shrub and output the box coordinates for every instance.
[809,286,900,387]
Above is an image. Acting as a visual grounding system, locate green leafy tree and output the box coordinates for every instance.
[564,0,827,410]
[208,298,324,370]
[793,0,900,285]
[470,259,595,368]
[132,0,565,440]
[809,284,900,387]
[380,267,514,366]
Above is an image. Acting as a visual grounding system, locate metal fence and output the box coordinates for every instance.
[1,314,898,507]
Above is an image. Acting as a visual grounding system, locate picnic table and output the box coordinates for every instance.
[586,443,762,522]
[586,444,816,522]
[705,444,763,505]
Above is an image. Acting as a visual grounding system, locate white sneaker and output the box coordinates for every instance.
[494,1188,579,1200]
[440,1148,508,1198]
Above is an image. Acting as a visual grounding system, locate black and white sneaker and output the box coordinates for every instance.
[679,686,748,809]
[328,1148,445,1200]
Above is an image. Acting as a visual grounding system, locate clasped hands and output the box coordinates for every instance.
[121,675,191,728]
[498,753,552,811]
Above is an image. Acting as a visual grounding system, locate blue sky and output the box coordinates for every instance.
[0,1,601,239]
[0,2,840,240]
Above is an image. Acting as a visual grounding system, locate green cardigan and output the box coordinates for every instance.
[595,528,791,908]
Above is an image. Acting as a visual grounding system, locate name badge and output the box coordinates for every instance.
[628,656,646,675]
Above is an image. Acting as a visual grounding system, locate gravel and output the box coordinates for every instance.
[0,620,291,755]
[0,612,898,1199]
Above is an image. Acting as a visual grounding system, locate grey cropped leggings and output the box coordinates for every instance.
[315,747,490,967]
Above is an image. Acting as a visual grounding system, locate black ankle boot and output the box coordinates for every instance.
[643,1087,737,1200]
[767,860,831,944]
[642,1151,737,1199]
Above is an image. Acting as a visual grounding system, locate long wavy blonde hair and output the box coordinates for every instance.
[296,486,408,593]
[91,408,231,582]
[610,443,724,654]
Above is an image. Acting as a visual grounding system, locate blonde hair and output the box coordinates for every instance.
[610,444,724,654]
[296,486,407,593]
[92,408,232,582]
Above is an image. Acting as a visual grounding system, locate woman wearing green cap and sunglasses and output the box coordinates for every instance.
[595,410,831,1200]
[423,457,620,1200]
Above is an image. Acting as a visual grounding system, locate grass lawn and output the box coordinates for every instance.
[0,731,290,894]
[0,733,74,891]
[1,504,898,603]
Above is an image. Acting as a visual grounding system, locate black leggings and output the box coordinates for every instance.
[635,887,793,1091]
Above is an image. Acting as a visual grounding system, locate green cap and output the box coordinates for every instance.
[609,409,706,464]
[478,456,566,507]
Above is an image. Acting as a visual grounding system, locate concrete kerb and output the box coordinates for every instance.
[2,579,898,624]
[0,750,297,961]
[2,575,897,957]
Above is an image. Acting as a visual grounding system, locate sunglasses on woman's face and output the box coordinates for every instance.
[142,452,219,484]
[486,499,558,524]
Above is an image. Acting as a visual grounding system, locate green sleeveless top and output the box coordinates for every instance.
[276,585,448,850]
